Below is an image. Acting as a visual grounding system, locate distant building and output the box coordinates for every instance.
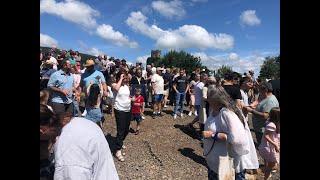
[151,50,161,58]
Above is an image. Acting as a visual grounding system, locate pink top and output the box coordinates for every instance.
[73,74,81,89]
[258,121,280,163]
[259,121,280,148]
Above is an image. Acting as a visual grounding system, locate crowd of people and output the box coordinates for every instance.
[40,48,280,180]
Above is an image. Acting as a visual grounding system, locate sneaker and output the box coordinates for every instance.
[173,114,177,119]
[194,111,198,116]
[188,111,192,116]
[180,113,184,118]
[157,112,163,117]
[141,116,145,120]
[81,109,87,117]
[164,105,168,108]
[122,145,126,149]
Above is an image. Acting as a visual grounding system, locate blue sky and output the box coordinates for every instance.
[40,0,279,75]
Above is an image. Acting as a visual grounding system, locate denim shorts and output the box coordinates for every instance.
[132,113,142,122]
[153,94,163,102]
[85,107,102,123]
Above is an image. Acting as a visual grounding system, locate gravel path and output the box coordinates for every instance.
[102,106,280,180]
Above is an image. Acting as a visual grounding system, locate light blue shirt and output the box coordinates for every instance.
[54,117,119,180]
[81,70,106,89]
[47,70,74,104]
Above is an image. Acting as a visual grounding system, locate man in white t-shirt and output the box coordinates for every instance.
[151,67,164,119]
[188,73,206,128]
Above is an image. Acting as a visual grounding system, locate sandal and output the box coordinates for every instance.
[115,151,125,162]
[135,129,140,135]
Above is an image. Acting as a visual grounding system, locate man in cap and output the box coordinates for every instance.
[80,59,108,117]
[47,59,74,115]
[151,67,164,119]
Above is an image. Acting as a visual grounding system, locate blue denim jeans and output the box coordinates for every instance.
[173,92,186,115]
[72,99,81,117]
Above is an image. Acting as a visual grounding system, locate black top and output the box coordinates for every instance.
[173,76,189,93]
[130,76,146,96]
[131,76,146,85]
[223,84,242,100]
[162,72,171,90]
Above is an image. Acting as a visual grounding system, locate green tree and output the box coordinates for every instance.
[259,55,280,80]
[160,50,205,74]
[215,65,233,78]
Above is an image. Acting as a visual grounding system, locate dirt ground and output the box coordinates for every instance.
[102,106,280,180]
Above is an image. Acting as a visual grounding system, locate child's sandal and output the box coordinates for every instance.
[135,130,140,135]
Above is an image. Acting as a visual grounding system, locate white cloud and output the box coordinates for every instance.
[192,52,266,75]
[40,0,100,29]
[77,40,104,56]
[87,47,104,56]
[191,0,208,2]
[126,11,167,39]
[96,24,138,48]
[40,33,58,47]
[225,21,232,25]
[229,53,239,60]
[126,11,234,50]
[136,54,150,64]
[240,10,261,27]
[151,0,186,19]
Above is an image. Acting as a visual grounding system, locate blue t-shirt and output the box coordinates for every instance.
[47,70,74,104]
[81,70,106,89]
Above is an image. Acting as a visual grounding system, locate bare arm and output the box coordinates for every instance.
[86,83,92,96]
[185,84,190,94]
[264,132,278,147]
[203,131,228,141]
[173,83,178,93]
[49,86,68,96]
[102,82,108,97]
[112,75,124,92]
[252,109,269,119]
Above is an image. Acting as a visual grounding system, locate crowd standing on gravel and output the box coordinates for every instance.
[40,48,280,180]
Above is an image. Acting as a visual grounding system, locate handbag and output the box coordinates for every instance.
[218,143,235,180]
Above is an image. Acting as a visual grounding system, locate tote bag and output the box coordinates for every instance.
[218,143,235,180]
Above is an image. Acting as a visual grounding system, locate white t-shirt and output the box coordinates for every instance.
[54,117,119,180]
[114,85,131,112]
[240,89,249,106]
[194,81,205,105]
[151,74,164,95]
